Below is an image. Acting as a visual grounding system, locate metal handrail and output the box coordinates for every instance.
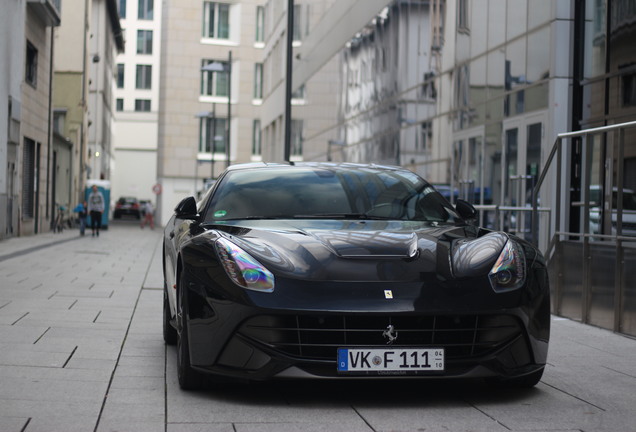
[531,120,636,246]
[528,120,636,335]
[554,231,636,242]
[475,204,550,234]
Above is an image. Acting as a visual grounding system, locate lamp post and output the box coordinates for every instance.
[201,50,232,169]
[284,0,294,161]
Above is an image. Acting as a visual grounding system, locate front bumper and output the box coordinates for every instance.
[182,266,550,381]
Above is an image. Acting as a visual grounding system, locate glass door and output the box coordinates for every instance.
[502,112,546,239]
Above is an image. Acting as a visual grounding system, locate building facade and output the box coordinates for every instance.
[0,0,61,239]
[157,0,269,225]
[111,0,162,207]
[87,0,124,183]
[52,0,91,217]
[0,0,122,240]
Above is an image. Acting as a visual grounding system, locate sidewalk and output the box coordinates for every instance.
[0,228,82,262]
[0,223,163,432]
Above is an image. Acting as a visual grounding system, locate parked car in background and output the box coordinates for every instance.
[113,197,141,219]
[163,162,550,390]
[589,186,636,237]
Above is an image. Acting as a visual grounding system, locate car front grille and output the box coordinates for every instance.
[239,314,522,361]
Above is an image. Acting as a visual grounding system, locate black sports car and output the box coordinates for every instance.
[163,162,550,389]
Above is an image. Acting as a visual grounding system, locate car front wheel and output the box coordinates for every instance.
[176,272,203,390]
[163,285,177,345]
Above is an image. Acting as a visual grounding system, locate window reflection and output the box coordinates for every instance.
[506,0,527,40]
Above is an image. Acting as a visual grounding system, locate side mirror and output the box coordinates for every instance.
[456,199,477,221]
[174,196,199,220]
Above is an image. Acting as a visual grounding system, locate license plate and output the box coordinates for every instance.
[337,348,444,372]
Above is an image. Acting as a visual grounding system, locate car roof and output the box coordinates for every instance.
[224,161,407,174]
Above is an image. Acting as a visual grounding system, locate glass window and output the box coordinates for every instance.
[135,99,151,111]
[291,119,303,156]
[119,0,126,18]
[22,138,36,218]
[253,63,263,99]
[527,27,550,82]
[199,117,227,154]
[252,120,262,155]
[116,98,124,111]
[292,84,305,100]
[202,2,230,39]
[506,0,527,40]
[293,4,302,41]
[135,65,152,89]
[136,30,153,54]
[483,123,503,223]
[470,0,488,56]
[624,72,636,107]
[256,5,265,43]
[487,2,506,49]
[201,59,229,97]
[53,110,66,135]
[138,0,153,20]
[486,50,506,102]
[457,0,469,31]
[117,63,125,88]
[528,0,550,29]
[583,0,606,79]
[454,64,470,130]
[26,41,37,87]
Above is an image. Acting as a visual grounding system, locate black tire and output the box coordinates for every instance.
[489,367,544,388]
[176,273,203,390]
[163,286,177,345]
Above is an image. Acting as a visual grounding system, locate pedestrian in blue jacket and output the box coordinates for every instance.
[73,201,88,236]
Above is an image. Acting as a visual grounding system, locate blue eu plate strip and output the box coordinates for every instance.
[337,349,348,371]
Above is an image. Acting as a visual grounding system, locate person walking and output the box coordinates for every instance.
[73,201,88,236]
[140,201,155,229]
[87,185,105,237]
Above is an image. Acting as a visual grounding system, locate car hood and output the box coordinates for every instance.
[207,219,491,282]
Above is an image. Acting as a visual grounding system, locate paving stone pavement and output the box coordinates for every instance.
[1,223,636,432]
[0,223,164,432]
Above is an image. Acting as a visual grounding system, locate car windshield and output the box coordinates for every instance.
[202,166,460,223]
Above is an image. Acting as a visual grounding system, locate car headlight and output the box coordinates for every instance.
[215,237,275,292]
[488,240,525,292]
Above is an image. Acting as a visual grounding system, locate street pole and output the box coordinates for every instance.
[283,0,294,162]
[226,50,232,168]
[211,103,216,179]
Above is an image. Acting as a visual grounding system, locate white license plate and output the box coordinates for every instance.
[337,348,444,372]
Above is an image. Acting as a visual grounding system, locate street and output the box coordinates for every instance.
[0,223,635,432]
